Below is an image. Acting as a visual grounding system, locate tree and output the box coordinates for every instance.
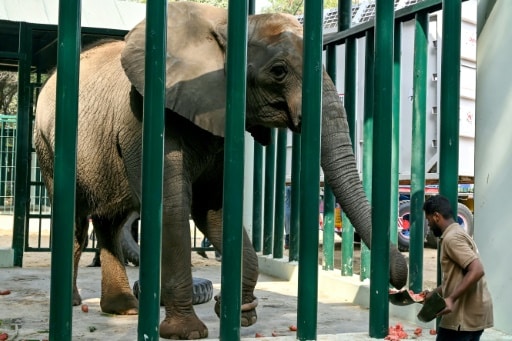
[261,0,341,15]
[0,72,17,115]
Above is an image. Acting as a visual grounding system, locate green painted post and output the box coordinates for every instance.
[220,0,248,338]
[439,0,461,213]
[49,1,81,339]
[273,129,287,258]
[390,22,401,246]
[137,1,167,339]
[263,129,276,255]
[341,1,356,277]
[12,23,31,267]
[370,0,394,338]
[360,28,375,281]
[296,0,323,339]
[409,12,429,294]
[289,132,301,261]
[252,143,263,252]
[323,44,337,271]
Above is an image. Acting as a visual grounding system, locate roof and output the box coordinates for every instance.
[0,0,146,72]
[0,0,145,30]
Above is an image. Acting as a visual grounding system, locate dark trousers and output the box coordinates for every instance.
[437,327,484,341]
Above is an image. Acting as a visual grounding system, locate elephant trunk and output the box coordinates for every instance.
[320,75,408,289]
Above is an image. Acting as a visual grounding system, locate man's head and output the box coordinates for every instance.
[423,195,455,237]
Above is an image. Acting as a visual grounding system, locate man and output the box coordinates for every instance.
[423,195,493,341]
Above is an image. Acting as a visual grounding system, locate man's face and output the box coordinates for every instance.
[425,212,443,237]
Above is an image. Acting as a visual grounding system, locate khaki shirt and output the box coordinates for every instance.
[439,223,494,331]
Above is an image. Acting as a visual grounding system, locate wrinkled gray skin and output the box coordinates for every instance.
[34,2,407,339]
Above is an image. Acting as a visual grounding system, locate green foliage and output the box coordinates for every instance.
[0,72,17,115]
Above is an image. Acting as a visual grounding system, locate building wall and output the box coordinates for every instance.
[475,0,512,334]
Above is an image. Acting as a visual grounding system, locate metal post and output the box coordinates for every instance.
[273,129,287,258]
[12,23,31,267]
[49,0,81,339]
[297,0,323,339]
[360,28,375,281]
[341,0,356,277]
[137,0,167,339]
[220,0,248,338]
[289,132,301,261]
[409,11,429,293]
[439,0,461,212]
[390,22,401,245]
[263,129,276,255]
[370,0,394,337]
[252,143,263,252]
[323,44,337,270]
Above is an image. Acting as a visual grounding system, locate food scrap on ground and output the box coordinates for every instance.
[0,290,11,295]
[385,323,408,340]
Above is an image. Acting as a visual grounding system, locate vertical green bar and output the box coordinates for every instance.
[263,130,276,255]
[289,133,301,261]
[409,12,428,294]
[252,143,263,252]
[273,129,287,258]
[341,0,355,277]
[220,0,248,338]
[137,1,167,339]
[370,0,394,338]
[323,45,337,271]
[439,0,461,211]
[297,0,323,339]
[12,23,31,267]
[49,1,81,339]
[390,22,401,245]
[360,28,375,281]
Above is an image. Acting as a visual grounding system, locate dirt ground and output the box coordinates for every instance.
[0,228,452,340]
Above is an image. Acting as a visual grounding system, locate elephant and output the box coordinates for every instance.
[33,2,408,339]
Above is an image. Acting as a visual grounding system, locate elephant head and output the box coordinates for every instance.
[124,2,407,289]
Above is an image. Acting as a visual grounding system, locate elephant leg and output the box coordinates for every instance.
[72,215,89,305]
[159,193,207,339]
[92,214,138,315]
[194,209,259,327]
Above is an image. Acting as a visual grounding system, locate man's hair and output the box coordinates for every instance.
[423,195,454,219]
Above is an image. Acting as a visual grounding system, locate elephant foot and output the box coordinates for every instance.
[213,294,258,326]
[159,314,208,340]
[100,292,139,315]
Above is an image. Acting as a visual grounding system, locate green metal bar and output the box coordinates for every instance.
[220,1,248,338]
[289,132,301,261]
[252,143,263,252]
[137,0,167,339]
[409,11,429,294]
[273,129,287,258]
[297,0,323,339]
[49,0,81,339]
[439,0,461,212]
[323,44,337,270]
[360,28,375,282]
[323,0,468,46]
[341,0,355,278]
[370,0,394,338]
[12,23,31,267]
[390,22,401,246]
[263,129,276,255]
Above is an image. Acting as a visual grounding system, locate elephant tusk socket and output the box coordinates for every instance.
[214,295,259,311]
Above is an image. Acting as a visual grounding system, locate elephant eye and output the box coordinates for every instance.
[269,63,287,82]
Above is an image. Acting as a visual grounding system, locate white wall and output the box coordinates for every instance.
[475,0,512,334]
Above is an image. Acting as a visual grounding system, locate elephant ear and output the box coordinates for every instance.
[121,2,229,137]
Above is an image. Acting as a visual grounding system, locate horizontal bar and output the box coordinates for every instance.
[323,0,468,46]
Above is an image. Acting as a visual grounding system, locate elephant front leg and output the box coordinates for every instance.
[159,214,208,339]
[199,210,259,327]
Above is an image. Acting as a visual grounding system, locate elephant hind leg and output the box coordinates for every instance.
[92,213,138,315]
